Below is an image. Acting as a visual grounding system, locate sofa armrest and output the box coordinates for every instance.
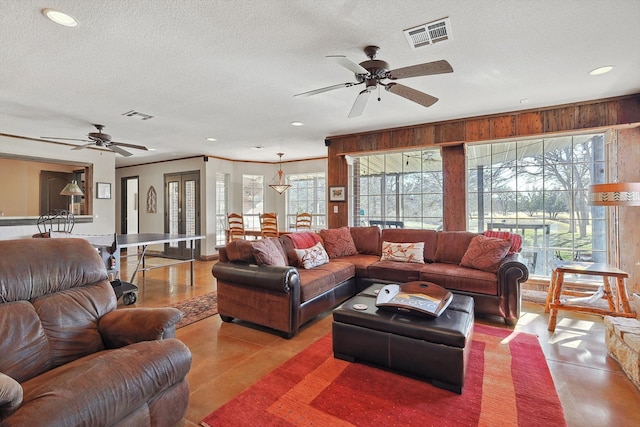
[99,307,183,348]
[497,253,529,286]
[212,262,300,294]
[496,253,529,325]
[0,372,22,419]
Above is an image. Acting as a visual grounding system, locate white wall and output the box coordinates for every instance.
[116,156,327,257]
[0,134,116,240]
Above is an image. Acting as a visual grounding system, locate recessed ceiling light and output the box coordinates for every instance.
[520,98,529,104]
[205,137,217,142]
[589,65,614,76]
[290,121,304,127]
[42,9,78,27]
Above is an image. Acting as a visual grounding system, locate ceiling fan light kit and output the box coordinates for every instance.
[295,45,453,117]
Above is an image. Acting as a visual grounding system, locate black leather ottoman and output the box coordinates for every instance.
[332,283,474,394]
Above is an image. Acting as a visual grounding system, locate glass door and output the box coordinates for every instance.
[164,171,200,258]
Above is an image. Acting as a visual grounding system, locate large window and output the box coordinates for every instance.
[215,173,229,246]
[467,133,606,277]
[351,149,443,229]
[286,172,326,229]
[242,174,263,229]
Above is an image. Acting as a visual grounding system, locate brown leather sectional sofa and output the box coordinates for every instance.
[0,238,192,426]
[212,226,528,338]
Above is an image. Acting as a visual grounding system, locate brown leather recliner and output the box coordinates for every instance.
[0,238,192,426]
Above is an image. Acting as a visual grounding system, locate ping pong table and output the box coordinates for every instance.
[114,233,205,286]
[83,233,204,284]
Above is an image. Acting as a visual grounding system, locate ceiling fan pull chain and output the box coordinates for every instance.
[378,84,381,102]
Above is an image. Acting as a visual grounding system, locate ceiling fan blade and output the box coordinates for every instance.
[385,83,439,108]
[294,81,361,97]
[348,89,371,118]
[111,141,149,151]
[327,55,369,75]
[108,144,133,157]
[71,142,95,151]
[388,60,453,79]
[42,137,90,142]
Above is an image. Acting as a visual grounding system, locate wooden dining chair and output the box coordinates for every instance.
[227,213,246,242]
[260,212,279,238]
[295,212,312,230]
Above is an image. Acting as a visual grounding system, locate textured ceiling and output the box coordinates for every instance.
[1,0,639,167]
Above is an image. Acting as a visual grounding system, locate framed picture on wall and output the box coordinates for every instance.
[96,182,111,199]
[329,186,346,202]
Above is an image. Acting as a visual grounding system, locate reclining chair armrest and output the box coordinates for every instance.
[99,307,183,348]
[212,262,300,294]
[0,372,23,419]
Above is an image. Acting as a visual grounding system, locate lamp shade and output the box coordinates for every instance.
[60,180,84,196]
[589,182,640,206]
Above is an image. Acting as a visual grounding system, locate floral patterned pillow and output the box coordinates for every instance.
[460,235,511,272]
[380,241,425,264]
[294,241,330,269]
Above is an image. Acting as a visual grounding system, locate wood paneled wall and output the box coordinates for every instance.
[326,94,640,230]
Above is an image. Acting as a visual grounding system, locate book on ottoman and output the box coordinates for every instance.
[375,281,453,318]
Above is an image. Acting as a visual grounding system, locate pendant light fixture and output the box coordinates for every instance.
[269,153,291,194]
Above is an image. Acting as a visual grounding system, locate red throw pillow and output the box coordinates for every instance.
[484,230,523,254]
[460,235,512,273]
[250,238,286,266]
[319,227,358,258]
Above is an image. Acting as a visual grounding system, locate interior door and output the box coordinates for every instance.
[164,171,200,258]
[120,176,139,234]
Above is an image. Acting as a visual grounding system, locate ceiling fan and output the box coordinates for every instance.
[42,124,149,157]
[295,45,453,118]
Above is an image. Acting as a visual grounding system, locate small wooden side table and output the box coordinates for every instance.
[546,261,635,332]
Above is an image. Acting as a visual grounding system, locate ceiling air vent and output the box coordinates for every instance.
[403,17,451,50]
[122,110,154,120]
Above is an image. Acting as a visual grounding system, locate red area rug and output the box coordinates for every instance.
[201,324,565,426]
[169,292,217,329]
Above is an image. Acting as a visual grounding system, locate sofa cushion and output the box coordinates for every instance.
[294,242,330,269]
[297,262,355,303]
[0,301,50,383]
[420,263,498,296]
[434,231,477,264]
[333,253,380,278]
[484,230,523,254]
[33,281,116,369]
[250,238,286,266]
[460,235,511,273]
[380,241,425,263]
[367,260,425,283]
[319,227,357,258]
[16,339,191,427]
[349,226,381,255]
[226,239,255,263]
[380,229,438,262]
